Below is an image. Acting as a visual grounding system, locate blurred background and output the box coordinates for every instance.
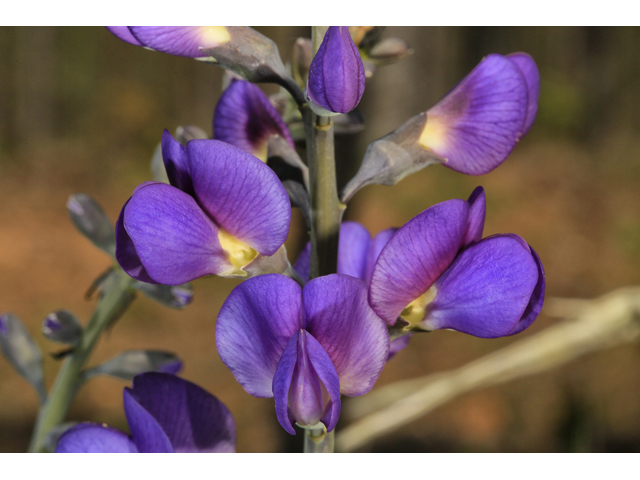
[1,26,640,452]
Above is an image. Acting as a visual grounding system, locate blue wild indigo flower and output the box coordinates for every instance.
[369,187,545,338]
[215,274,389,434]
[55,372,235,453]
[306,26,366,115]
[115,132,292,285]
[213,79,295,163]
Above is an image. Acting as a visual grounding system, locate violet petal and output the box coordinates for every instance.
[161,129,193,194]
[507,52,540,136]
[214,80,294,162]
[106,27,142,46]
[304,274,389,396]
[463,186,486,247]
[124,372,236,453]
[363,227,397,285]
[387,335,412,361]
[129,27,230,58]
[187,140,291,256]
[216,274,303,397]
[55,423,138,453]
[421,54,528,175]
[123,388,174,453]
[369,199,469,325]
[272,332,299,435]
[122,182,230,285]
[508,242,545,335]
[425,234,540,338]
[115,197,155,283]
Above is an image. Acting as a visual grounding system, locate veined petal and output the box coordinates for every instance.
[161,129,193,194]
[424,234,539,338]
[214,80,294,162]
[124,373,235,453]
[507,52,540,135]
[115,197,155,283]
[305,332,341,433]
[216,274,303,397]
[363,227,397,285]
[294,221,371,283]
[123,388,174,453]
[123,182,230,285]
[55,423,138,453]
[304,275,389,396]
[129,27,230,58]
[463,186,486,247]
[369,199,469,325]
[106,27,142,46]
[187,140,291,256]
[507,240,545,335]
[419,54,528,175]
[307,26,366,114]
[272,332,298,435]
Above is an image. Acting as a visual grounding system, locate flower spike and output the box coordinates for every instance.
[306,26,366,115]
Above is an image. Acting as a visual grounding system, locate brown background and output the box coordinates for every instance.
[1,27,640,452]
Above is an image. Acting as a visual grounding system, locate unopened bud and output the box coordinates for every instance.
[83,350,182,381]
[67,194,116,257]
[133,281,193,309]
[42,310,83,345]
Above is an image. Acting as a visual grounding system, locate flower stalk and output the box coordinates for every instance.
[28,267,135,452]
[303,424,335,453]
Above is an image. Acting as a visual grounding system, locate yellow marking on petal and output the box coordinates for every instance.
[199,27,231,47]
[254,141,269,163]
[400,285,438,331]
[217,229,257,276]
[418,114,449,154]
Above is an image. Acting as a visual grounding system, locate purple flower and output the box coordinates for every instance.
[213,79,294,162]
[215,274,389,434]
[106,27,231,58]
[306,26,366,115]
[418,53,539,175]
[369,187,545,338]
[55,372,235,453]
[116,132,292,285]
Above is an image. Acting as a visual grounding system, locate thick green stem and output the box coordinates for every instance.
[303,425,335,453]
[28,267,135,452]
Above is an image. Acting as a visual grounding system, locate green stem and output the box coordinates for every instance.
[303,425,335,453]
[28,267,135,452]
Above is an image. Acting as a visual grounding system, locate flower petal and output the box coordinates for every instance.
[424,234,539,338]
[307,26,366,114]
[304,275,389,396]
[363,227,397,285]
[129,27,230,58]
[387,335,412,361]
[187,140,291,256]
[369,199,469,325]
[124,372,236,453]
[216,274,303,397]
[115,197,155,283]
[272,332,299,435]
[214,80,294,162]
[55,423,138,453]
[161,129,193,194]
[507,52,540,136]
[463,186,486,247]
[106,27,142,46]
[507,240,545,335]
[420,54,528,175]
[293,242,311,282]
[122,182,230,285]
[123,388,174,453]
[305,332,341,432]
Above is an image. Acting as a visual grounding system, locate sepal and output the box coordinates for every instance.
[67,194,116,256]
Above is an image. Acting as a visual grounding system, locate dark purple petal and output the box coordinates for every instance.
[387,335,412,361]
[115,197,155,283]
[305,332,341,432]
[161,129,193,194]
[123,388,174,453]
[106,27,142,46]
[124,372,236,453]
[424,234,540,338]
[123,182,231,285]
[214,80,294,162]
[363,227,397,285]
[55,423,138,453]
[216,274,303,397]
[369,200,469,325]
[272,332,299,435]
[420,54,528,175]
[508,241,545,335]
[304,275,389,396]
[507,52,540,136]
[307,26,366,114]
[463,186,486,247]
[187,140,291,256]
[129,27,230,58]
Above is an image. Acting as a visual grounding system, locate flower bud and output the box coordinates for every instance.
[132,281,193,309]
[42,310,83,345]
[83,350,182,381]
[67,194,116,256]
[306,26,365,115]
